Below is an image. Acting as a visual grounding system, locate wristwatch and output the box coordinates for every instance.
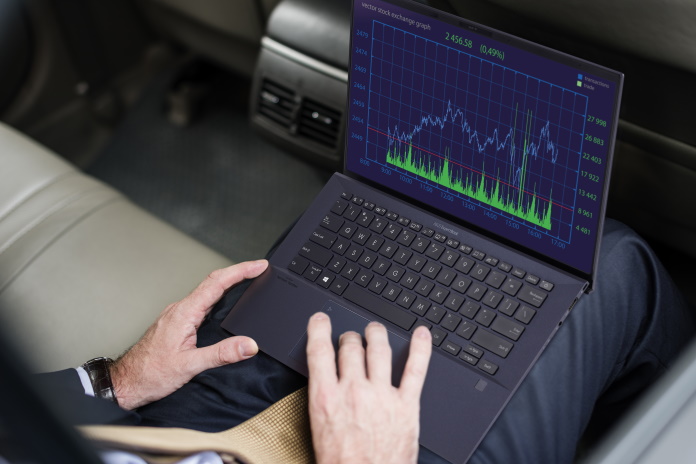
[81,357,117,404]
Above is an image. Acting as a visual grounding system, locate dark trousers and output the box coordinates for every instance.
[135,220,694,463]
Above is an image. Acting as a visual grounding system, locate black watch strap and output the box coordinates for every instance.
[82,357,117,404]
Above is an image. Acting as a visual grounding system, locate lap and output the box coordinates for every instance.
[137,220,694,463]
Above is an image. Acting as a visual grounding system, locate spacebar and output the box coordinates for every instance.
[343,285,416,331]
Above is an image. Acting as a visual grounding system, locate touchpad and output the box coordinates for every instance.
[289,300,411,386]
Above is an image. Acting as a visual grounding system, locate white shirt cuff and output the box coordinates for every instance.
[75,366,95,397]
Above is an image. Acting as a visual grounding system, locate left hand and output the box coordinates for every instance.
[109,260,268,410]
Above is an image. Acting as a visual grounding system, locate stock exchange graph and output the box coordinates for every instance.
[347,1,621,273]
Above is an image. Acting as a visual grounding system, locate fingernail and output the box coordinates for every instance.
[239,339,258,358]
[311,312,328,321]
[415,326,431,339]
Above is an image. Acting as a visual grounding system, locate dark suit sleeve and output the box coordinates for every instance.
[34,369,140,426]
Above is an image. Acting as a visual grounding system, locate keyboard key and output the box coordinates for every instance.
[415,280,434,297]
[502,278,523,296]
[340,192,352,201]
[366,235,384,252]
[539,280,555,291]
[303,264,322,282]
[455,256,475,274]
[472,250,486,260]
[472,330,513,358]
[443,341,462,356]
[455,320,477,339]
[430,327,446,346]
[518,285,548,308]
[514,305,537,324]
[400,272,420,289]
[343,285,416,331]
[386,265,405,282]
[430,286,449,304]
[321,214,343,233]
[426,306,446,324]
[329,277,349,296]
[444,293,465,312]
[408,222,422,232]
[372,257,391,275]
[485,271,506,289]
[331,237,351,255]
[345,244,363,262]
[331,199,349,215]
[484,256,499,267]
[317,270,335,288]
[436,269,456,287]
[479,360,499,375]
[452,276,472,294]
[512,267,526,279]
[352,197,363,206]
[411,236,430,253]
[498,262,512,272]
[423,262,442,279]
[491,316,525,341]
[393,248,412,265]
[339,223,357,239]
[425,242,445,260]
[384,223,402,240]
[344,205,360,221]
[359,251,378,268]
[310,228,337,248]
[406,255,426,272]
[441,312,462,331]
[288,256,309,275]
[368,276,387,294]
[378,242,398,258]
[460,301,480,319]
[475,308,496,327]
[386,211,399,221]
[299,242,332,267]
[525,274,540,285]
[382,284,402,301]
[471,263,491,281]
[369,216,388,233]
[464,345,483,358]
[482,290,503,309]
[373,206,387,216]
[397,217,411,227]
[397,229,416,247]
[411,298,430,316]
[440,249,459,267]
[356,211,374,227]
[433,233,447,243]
[499,298,519,316]
[466,282,487,301]
[458,244,473,254]
[352,228,371,245]
[355,270,373,287]
[422,227,435,237]
[396,292,416,309]
[340,262,360,280]
[459,352,478,365]
[446,238,460,248]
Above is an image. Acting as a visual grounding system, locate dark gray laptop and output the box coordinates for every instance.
[222,0,623,461]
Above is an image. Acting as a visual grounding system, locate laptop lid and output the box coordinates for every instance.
[344,0,623,286]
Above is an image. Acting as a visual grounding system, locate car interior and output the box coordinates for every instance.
[0,0,695,462]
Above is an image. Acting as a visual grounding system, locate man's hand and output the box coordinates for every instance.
[306,312,432,464]
[110,260,268,410]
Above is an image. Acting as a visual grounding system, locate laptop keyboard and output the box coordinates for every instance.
[287,192,554,376]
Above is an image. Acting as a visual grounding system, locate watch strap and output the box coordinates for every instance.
[82,357,117,404]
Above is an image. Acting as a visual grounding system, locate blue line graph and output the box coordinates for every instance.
[366,21,589,242]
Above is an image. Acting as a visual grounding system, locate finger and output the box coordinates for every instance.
[306,312,338,388]
[365,322,392,384]
[181,260,269,319]
[184,336,259,376]
[398,326,432,400]
[337,330,366,380]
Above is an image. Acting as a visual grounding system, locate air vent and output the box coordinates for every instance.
[258,79,298,128]
[298,98,342,148]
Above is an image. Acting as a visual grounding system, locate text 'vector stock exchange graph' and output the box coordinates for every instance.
[346,0,621,274]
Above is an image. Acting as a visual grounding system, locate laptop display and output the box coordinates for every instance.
[346,0,622,277]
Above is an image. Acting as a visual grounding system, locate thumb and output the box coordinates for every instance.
[185,336,259,376]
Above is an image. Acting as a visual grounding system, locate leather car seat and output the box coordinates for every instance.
[0,122,232,372]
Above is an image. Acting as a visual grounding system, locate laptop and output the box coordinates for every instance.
[222,0,623,461]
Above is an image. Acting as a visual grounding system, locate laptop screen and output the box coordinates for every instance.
[345,0,623,276]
